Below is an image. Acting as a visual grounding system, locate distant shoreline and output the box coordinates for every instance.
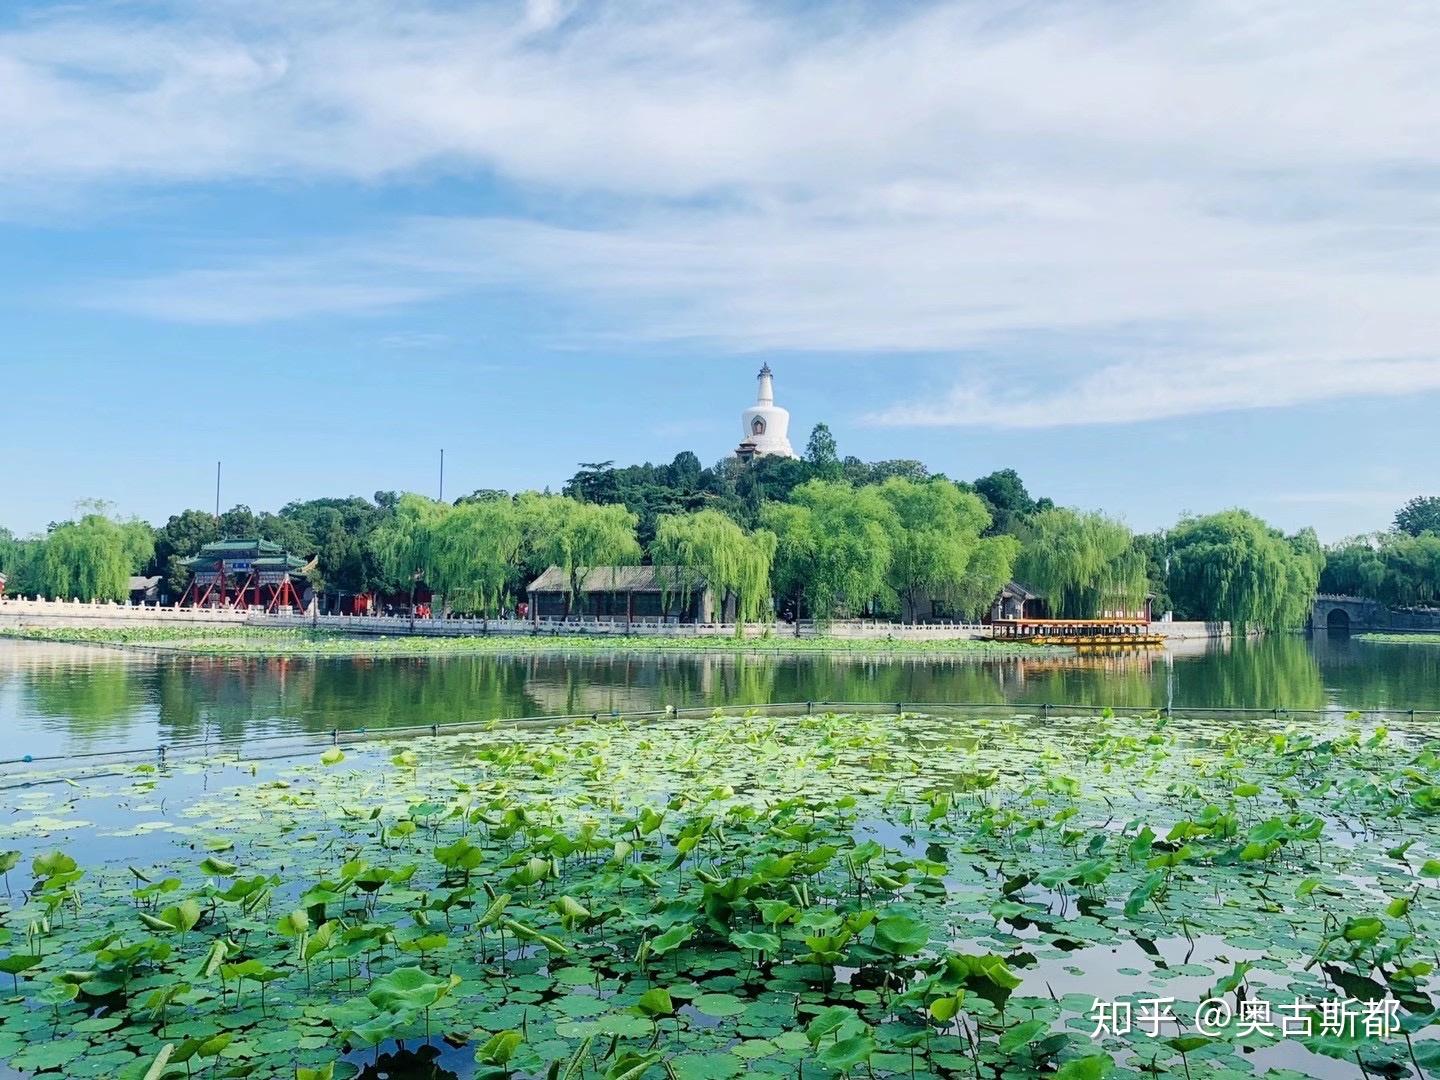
[0,624,1067,658]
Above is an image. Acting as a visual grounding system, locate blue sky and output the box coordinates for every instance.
[2,0,1437,542]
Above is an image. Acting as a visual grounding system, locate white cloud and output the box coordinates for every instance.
[7,0,1440,426]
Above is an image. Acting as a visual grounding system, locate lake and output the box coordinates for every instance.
[4,630,1438,761]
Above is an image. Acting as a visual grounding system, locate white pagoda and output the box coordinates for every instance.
[735,363,798,461]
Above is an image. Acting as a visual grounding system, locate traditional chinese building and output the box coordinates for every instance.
[735,363,798,461]
[526,565,717,622]
[179,539,311,612]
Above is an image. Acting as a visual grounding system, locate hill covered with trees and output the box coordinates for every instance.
[0,424,1372,630]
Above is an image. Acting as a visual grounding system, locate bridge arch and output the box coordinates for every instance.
[1312,594,1388,634]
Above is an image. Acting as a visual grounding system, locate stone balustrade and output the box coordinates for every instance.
[0,597,1229,640]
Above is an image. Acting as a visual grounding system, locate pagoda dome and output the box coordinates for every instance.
[736,363,797,460]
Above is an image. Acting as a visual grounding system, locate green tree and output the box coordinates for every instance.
[804,423,840,478]
[37,504,155,602]
[1323,532,1440,608]
[1395,496,1440,537]
[1015,507,1147,618]
[433,498,523,614]
[275,496,391,595]
[217,504,260,539]
[517,494,640,615]
[150,509,220,596]
[1131,531,1175,617]
[762,480,893,623]
[0,528,45,596]
[369,494,447,609]
[973,469,1051,536]
[667,451,703,491]
[651,509,777,623]
[876,478,1016,621]
[1166,510,1323,630]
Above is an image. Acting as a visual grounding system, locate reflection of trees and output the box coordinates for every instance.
[18,633,1434,756]
[1308,633,1440,710]
[1166,635,1324,711]
[12,645,143,746]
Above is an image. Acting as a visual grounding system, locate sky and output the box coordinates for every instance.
[2,0,1438,543]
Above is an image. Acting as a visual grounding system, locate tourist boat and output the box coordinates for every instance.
[989,617,1163,648]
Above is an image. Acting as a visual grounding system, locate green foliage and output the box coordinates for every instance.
[32,503,154,602]
[763,480,893,621]
[1,706,1437,1079]
[1394,495,1440,537]
[1015,508,1146,618]
[652,510,776,623]
[1323,531,1440,608]
[517,494,641,614]
[1167,510,1323,629]
[369,493,448,599]
[973,468,1052,536]
[803,422,841,477]
[876,477,1017,621]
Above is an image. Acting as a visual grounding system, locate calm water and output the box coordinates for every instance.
[3,631,1439,761]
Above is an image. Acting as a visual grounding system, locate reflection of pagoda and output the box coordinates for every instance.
[179,539,311,612]
[735,363,798,461]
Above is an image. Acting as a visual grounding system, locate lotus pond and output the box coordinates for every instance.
[2,707,1439,1079]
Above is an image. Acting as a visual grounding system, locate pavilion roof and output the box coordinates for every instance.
[194,538,286,557]
[527,565,708,594]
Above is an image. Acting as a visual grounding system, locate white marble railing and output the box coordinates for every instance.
[1,598,1231,640]
[0,598,992,638]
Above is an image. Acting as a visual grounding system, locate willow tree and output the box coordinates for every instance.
[38,506,154,602]
[651,509,777,623]
[1166,510,1323,630]
[761,480,893,624]
[877,477,1018,621]
[0,529,45,597]
[517,494,640,615]
[433,497,523,614]
[1015,507,1147,618]
[369,494,448,609]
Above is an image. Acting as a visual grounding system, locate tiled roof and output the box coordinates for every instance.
[527,565,708,594]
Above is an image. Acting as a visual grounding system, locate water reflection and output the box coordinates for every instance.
[2,632,1435,758]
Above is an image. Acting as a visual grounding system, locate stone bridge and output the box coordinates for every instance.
[1312,594,1440,633]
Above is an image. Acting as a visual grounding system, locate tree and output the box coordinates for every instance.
[650,510,777,623]
[1166,510,1323,630]
[1131,531,1175,617]
[1395,496,1440,537]
[516,494,640,615]
[804,423,840,478]
[1323,532,1440,608]
[36,504,155,602]
[432,498,523,614]
[762,481,893,623]
[0,528,44,596]
[275,496,391,595]
[1015,507,1147,618]
[369,494,447,609]
[876,478,1017,621]
[667,451,703,491]
[973,469,1050,536]
[150,509,220,596]
[217,504,260,539]
[736,454,811,521]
